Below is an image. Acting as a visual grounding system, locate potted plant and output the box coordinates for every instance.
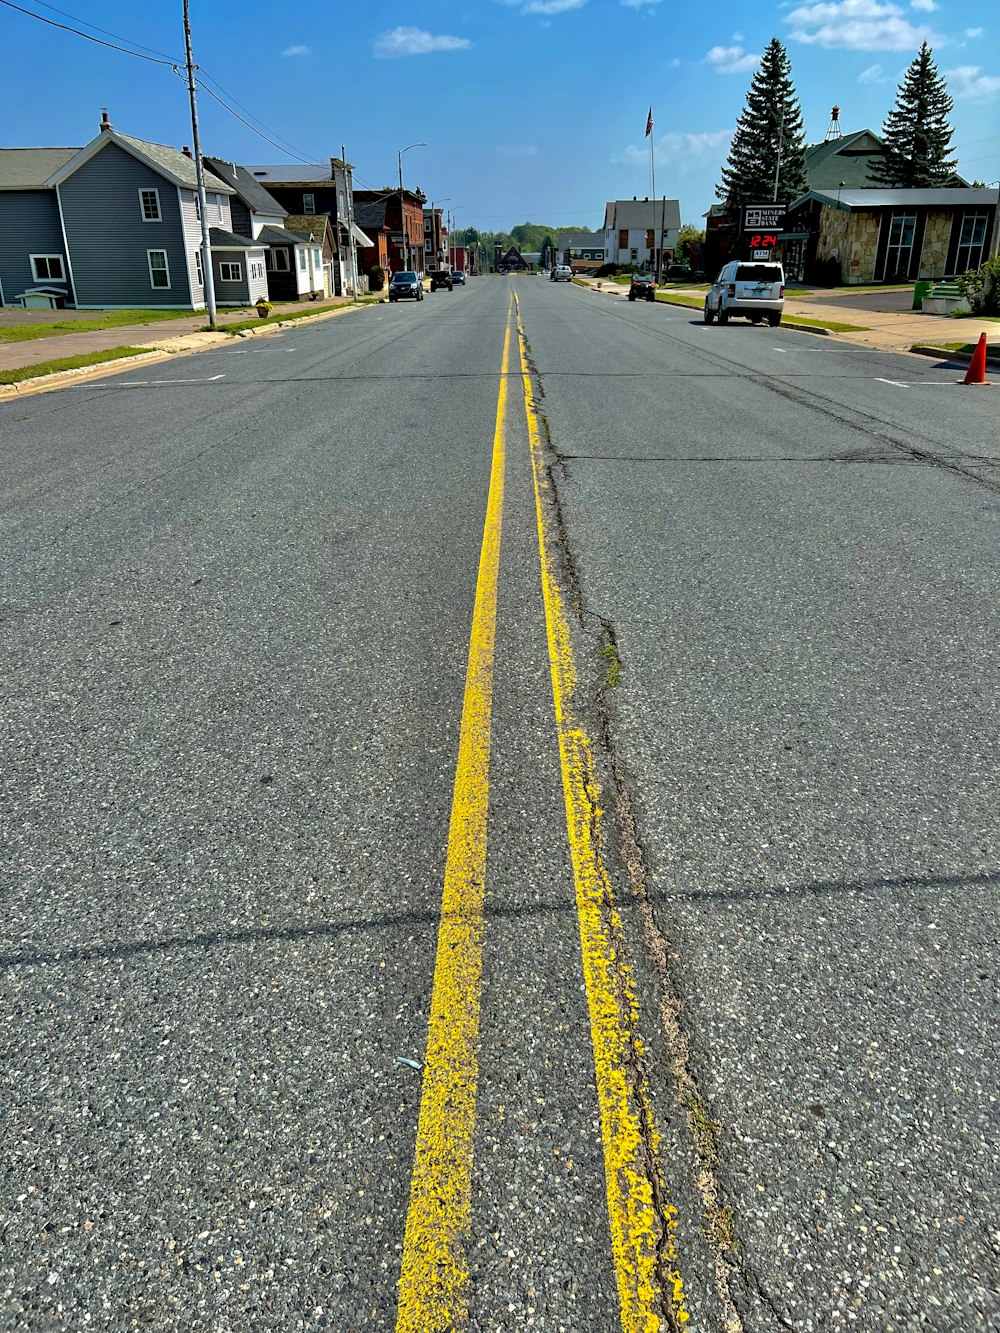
[255,297,273,318]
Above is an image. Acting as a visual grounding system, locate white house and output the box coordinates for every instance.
[604,197,681,270]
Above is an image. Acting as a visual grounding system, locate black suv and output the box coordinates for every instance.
[628,274,656,302]
[429,270,453,291]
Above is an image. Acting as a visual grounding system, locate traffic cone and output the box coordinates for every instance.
[961,331,991,385]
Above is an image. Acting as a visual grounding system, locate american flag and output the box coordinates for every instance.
[645,107,654,138]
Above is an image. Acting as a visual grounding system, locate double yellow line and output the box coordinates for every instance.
[395,295,690,1332]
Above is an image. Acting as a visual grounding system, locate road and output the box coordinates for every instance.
[1,276,997,1332]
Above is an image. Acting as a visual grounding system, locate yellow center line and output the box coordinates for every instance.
[395,298,513,1333]
[513,292,691,1331]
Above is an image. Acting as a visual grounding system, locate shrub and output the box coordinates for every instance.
[956,255,1000,316]
[804,255,843,286]
[368,265,386,291]
[595,263,621,277]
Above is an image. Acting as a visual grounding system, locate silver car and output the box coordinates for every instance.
[704,260,784,326]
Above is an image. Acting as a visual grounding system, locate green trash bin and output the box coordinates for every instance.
[913,280,932,310]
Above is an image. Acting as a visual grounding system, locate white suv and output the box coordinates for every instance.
[550,264,573,282]
[704,260,784,326]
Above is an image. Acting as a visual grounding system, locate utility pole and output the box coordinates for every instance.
[182,0,217,329]
[342,144,359,297]
[773,109,786,204]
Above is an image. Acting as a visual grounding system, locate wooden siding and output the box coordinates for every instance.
[58,142,194,307]
[0,190,68,305]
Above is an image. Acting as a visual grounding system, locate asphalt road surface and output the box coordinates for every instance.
[1,276,997,1333]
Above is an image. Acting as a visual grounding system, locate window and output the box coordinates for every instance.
[299,250,307,271]
[147,250,170,289]
[219,261,243,282]
[619,229,628,249]
[194,250,203,285]
[954,211,988,274]
[30,254,65,281]
[303,192,316,215]
[139,188,161,221]
[884,212,917,279]
[645,229,654,248]
[630,248,638,262]
[194,194,201,221]
[266,249,290,272]
[313,248,321,269]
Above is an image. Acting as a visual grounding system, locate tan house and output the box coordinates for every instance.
[784,187,998,284]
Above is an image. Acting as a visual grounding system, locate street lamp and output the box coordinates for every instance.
[398,142,426,272]
[448,207,462,271]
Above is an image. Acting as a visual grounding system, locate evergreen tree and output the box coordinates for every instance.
[716,38,807,206]
[869,43,957,187]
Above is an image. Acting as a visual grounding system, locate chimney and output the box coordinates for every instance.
[182,145,193,159]
[99,108,112,133]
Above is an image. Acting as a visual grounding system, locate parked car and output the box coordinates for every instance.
[429,270,453,291]
[665,262,695,282]
[451,270,467,285]
[628,274,656,302]
[551,264,573,282]
[704,261,784,326]
[388,271,424,302]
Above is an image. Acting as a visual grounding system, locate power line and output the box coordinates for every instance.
[190,77,317,165]
[0,0,178,64]
[195,70,320,164]
[25,0,179,60]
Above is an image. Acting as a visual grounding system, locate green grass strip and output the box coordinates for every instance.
[0,308,204,343]
[911,341,999,356]
[783,316,870,332]
[211,302,355,335]
[0,346,150,384]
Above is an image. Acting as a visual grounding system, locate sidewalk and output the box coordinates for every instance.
[577,277,998,361]
[0,295,359,374]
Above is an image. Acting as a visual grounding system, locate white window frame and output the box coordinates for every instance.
[194,194,201,222]
[299,250,308,271]
[147,249,171,289]
[30,253,65,281]
[194,249,204,285]
[267,249,290,272]
[219,260,243,282]
[303,192,316,215]
[955,211,989,274]
[884,212,917,279]
[139,188,162,222]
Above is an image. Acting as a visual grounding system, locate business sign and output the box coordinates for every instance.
[742,204,786,233]
[390,232,404,244]
[751,248,773,260]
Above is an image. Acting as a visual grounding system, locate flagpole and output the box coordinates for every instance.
[648,107,656,277]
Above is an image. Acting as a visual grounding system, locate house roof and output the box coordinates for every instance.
[284,213,331,240]
[804,129,885,189]
[604,198,682,230]
[790,186,999,211]
[0,147,80,190]
[244,163,334,185]
[558,230,604,248]
[354,199,388,231]
[257,224,313,246]
[46,130,237,193]
[204,158,286,216]
[209,227,263,250]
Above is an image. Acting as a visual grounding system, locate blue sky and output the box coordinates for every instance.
[3,0,998,232]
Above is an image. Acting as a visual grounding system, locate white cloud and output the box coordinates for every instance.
[614,129,732,169]
[732,32,745,42]
[787,0,942,51]
[965,27,983,37]
[497,0,586,11]
[374,26,472,57]
[669,57,682,67]
[705,44,761,73]
[498,144,540,156]
[945,64,1000,99]
[282,44,309,56]
[858,62,888,81]
[910,0,935,10]
[622,0,662,7]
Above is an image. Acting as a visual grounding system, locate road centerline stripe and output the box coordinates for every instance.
[513,294,691,1331]
[395,299,513,1333]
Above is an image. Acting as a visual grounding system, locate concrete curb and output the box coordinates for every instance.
[909,343,1000,368]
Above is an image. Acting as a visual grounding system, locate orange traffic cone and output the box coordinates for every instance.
[961,331,991,385]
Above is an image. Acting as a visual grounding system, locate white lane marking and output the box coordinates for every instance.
[874,377,908,388]
[97,374,226,387]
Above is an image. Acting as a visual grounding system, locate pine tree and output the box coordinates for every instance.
[716,38,808,206]
[869,42,957,187]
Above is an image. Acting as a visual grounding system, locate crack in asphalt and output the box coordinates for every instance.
[521,329,741,1331]
[570,290,1000,495]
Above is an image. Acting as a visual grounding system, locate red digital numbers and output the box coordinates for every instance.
[749,233,778,248]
